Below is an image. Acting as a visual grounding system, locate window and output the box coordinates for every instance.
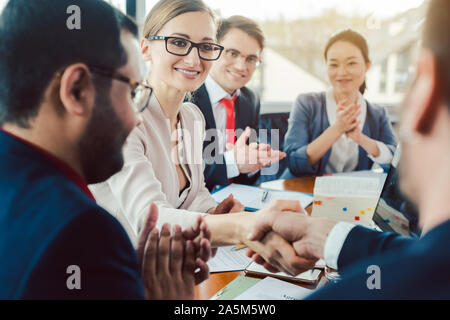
[103,0,127,13]
[394,46,411,93]
[0,0,8,12]
[379,58,388,93]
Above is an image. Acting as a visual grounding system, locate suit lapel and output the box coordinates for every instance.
[235,94,250,131]
[194,84,217,130]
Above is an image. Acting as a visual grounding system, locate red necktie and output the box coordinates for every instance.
[220,95,237,146]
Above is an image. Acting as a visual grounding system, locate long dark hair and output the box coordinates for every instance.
[324,29,370,94]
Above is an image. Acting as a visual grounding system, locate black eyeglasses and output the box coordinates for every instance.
[56,66,152,113]
[89,66,152,113]
[146,35,224,61]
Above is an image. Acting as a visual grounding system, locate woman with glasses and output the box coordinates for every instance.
[283,29,397,178]
[90,0,305,277]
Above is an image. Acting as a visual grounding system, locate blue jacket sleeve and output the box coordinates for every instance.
[337,226,414,271]
[21,209,145,299]
[283,95,321,176]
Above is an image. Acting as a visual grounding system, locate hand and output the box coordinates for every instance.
[246,208,336,273]
[228,127,287,174]
[228,127,261,174]
[237,200,317,276]
[181,216,213,282]
[138,204,205,299]
[245,229,317,276]
[334,100,361,134]
[212,194,245,214]
[345,125,363,144]
[256,143,287,168]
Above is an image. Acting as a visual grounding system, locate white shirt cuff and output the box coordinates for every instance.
[247,170,259,178]
[324,222,356,270]
[368,141,393,165]
[224,150,240,179]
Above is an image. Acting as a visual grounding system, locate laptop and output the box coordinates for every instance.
[371,145,420,237]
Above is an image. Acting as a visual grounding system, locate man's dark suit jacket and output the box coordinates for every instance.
[191,84,261,191]
[0,131,145,299]
[308,221,450,299]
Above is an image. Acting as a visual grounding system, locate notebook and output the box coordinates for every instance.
[311,175,383,226]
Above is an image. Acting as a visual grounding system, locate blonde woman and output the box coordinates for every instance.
[90,0,310,276]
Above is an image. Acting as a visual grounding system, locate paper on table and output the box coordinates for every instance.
[314,259,326,269]
[313,176,381,197]
[311,176,382,226]
[245,261,321,283]
[234,277,314,300]
[330,170,387,190]
[210,276,261,300]
[207,245,253,273]
[212,183,313,210]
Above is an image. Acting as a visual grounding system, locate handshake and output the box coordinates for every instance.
[245,200,337,275]
[137,200,337,300]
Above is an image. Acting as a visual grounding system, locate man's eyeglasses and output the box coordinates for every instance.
[89,66,152,113]
[56,66,152,114]
[224,49,261,67]
[146,35,224,61]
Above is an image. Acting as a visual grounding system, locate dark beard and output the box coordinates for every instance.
[78,90,130,184]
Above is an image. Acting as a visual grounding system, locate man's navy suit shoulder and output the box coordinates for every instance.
[0,132,144,299]
[308,221,450,299]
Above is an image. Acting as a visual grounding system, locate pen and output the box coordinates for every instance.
[261,190,269,203]
[233,244,247,251]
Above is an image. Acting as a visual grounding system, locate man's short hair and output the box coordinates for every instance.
[0,0,136,128]
[217,15,265,50]
[423,0,450,105]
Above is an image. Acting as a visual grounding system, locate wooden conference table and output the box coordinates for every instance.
[195,176,322,300]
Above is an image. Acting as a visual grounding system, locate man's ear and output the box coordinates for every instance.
[59,64,95,117]
[407,49,441,136]
[141,38,152,62]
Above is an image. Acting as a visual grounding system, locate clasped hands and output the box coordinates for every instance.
[334,100,363,143]
[137,203,212,300]
[137,200,335,300]
[227,126,286,174]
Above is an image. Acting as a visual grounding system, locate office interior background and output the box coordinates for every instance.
[0,0,427,123]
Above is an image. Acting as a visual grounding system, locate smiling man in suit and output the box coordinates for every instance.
[192,15,285,190]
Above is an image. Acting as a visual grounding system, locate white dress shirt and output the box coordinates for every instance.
[324,88,393,174]
[323,222,357,269]
[204,76,241,179]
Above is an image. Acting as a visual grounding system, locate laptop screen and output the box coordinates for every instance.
[372,145,420,237]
